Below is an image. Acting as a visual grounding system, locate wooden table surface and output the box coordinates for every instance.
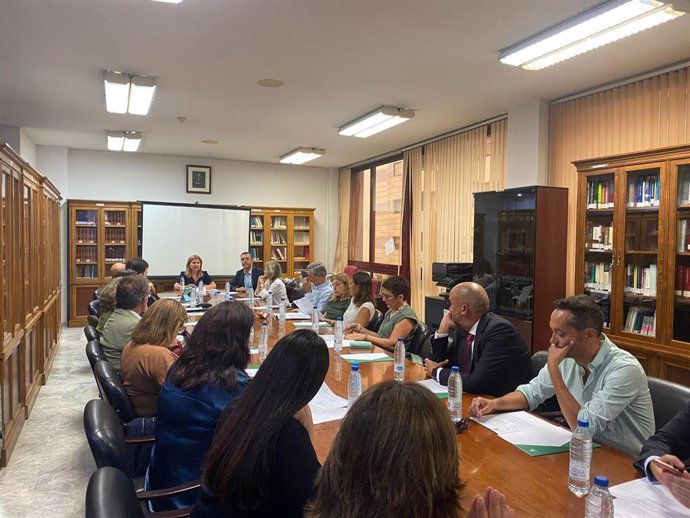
[180,295,641,517]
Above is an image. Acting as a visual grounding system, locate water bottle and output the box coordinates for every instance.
[180,276,185,292]
[267,291,273,318]
[279,296,287,323]
[334,317,343,353]
[311,306,320,331]
[584,476,614,518]
[393,337,405,382]
[189,287,197,308]
[348,361,362,407]
[224,281,230,294]
[249,327,254,347]
[448,366,463,422]
[246,286,254,301]
[568,419,593,497]
[198,280,204,297]
[258,322,268,361]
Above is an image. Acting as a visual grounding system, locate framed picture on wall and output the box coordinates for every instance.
[186,165,212,194]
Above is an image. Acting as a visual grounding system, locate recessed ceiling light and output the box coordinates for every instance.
[107,131,142,152]
[201,140,219,144]
[103,71,157,115]
[257,79,284,88]
[280,147,325,165]
[151,0,183,4]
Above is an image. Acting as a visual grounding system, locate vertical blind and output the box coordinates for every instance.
[549,65,690,295]
[406,119,507,318]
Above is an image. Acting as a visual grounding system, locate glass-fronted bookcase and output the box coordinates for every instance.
[574,146,690,382]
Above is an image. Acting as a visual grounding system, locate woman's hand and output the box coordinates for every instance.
[467,487,515,518]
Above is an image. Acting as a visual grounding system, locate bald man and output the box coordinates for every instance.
[110,262,126,276]
[424,282,532,397]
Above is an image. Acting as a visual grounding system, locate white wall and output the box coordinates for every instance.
[0,126,20,151]
[506,99,549,188]
[66,148,339,268]
[19,129,36,167]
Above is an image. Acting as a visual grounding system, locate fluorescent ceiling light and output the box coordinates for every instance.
[279,147,325,165]
[338,106,415,138]
[151,0,183,3]
[107,131,142,152]
[104,71,157,115]
[499,0,688,70]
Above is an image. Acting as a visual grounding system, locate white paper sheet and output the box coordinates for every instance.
[184,321,198,327]
[610,478,690,517]
[320,335,336,349]
[249,347,258,354]
[293,321,331,328]
[471,410,572,447]
[340,352,391,362]
[283,312,311,320]
[417,378,449,395]
[294,296,317,316]
[308,383,348,424]
[246,367,259,378]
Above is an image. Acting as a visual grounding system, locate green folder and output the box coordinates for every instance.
[348,340,372,348]
[515,441,600,457]
[342,355,393,364]
[409,353,424,365]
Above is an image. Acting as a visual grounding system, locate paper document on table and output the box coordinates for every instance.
[294,296,317,316]
[308,383,348,424]
[283,312,310,320]
[184,321,198,327]
[417,378,448,399]
[293,321,331,328]
[472,411,574,456]
[246,367,259,378]
[320,335,335,349]
[340,353,392,363]
[610,478,690,517]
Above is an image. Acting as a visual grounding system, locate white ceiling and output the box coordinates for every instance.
[1,0,690,169]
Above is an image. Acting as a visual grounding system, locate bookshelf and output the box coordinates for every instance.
[249,207,314,277]
[473,186,568,353]
[574,145,690,384]
[68,200,141,326]
[0,143,61,467]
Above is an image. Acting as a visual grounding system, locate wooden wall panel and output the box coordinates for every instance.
[549,66,690,295]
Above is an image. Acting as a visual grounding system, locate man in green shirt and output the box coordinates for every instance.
[469,294,654,456]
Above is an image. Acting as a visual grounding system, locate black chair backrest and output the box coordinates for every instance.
[85,466,144,518]
[366,309,384,332]
[87,315,100,328]
[84,325,100,342]
[86,340,108,370]
[292,287,305,301]
[93,360,135,424]
[83,400,133,478]
[648,376,690,430]
[93,288,101,300]
[531,350,548,377]
[88,299,101,317]
[407,321,429,355]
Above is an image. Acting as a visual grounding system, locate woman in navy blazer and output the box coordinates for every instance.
[146,301,255,511]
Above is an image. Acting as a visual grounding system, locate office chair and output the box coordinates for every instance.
[647,377,690,430]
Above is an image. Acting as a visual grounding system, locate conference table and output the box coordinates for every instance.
[180,293,640,518]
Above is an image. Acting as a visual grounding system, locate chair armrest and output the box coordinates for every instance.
[136,480,201,501]
[125,434,155,444]
[148,508,192,518]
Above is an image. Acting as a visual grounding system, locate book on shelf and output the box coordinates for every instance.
[586,178,615,209]
[250,216,264,229]
[626,175,660,208]
[679,218,690,252]
[686,266,690,298]
[588,224,613,250]
[624,263,657,296]
[679,174,690,205]
[584,261,611,292]
[676,265,685,297]
[624,306,656,336]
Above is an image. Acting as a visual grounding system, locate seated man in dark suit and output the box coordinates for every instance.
[424,282,532,397]
[634,400,690,509]
[229,252,263,292]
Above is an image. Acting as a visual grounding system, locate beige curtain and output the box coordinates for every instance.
[549,66,690,295]
[407,119,507,319]
[332,168,351,273]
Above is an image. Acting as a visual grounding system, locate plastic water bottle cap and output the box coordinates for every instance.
[336,316,342,321]
[451,366,460,372]
[593,475,609,487]
[261,322,268,327]
[577,419,589,428]
[352,361,359,371]
[397,337,404,341]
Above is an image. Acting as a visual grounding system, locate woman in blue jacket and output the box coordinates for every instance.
[146,301,254,510]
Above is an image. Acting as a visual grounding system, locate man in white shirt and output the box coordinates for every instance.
[304,262,333,313]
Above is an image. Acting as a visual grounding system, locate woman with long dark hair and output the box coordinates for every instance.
[192,329,329,518]
[306,381,514,518]
[146,301,255,510]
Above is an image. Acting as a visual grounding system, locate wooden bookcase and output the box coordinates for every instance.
[249,207,315,278]
[574,145,690,384]
[0,143,61,467]
[473,186,568,353]
[67,200,141,326]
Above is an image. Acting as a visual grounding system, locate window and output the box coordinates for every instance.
[348,155,408,276]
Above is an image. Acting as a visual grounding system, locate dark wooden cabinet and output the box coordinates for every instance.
[574,145,690,383]
[0,143,61,467]
[473,186,568,353]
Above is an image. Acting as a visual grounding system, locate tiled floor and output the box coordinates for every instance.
[0,327,98,518]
